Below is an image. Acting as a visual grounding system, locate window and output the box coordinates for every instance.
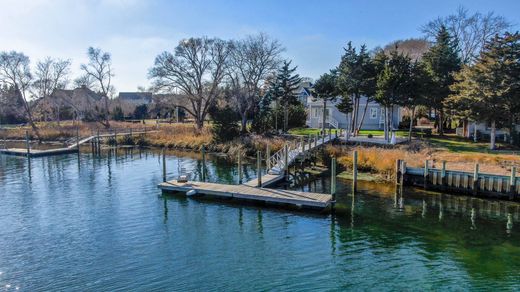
[370,108,378,119]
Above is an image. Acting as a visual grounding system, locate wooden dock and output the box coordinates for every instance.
[158,180,332,209]
[0,147,77,157]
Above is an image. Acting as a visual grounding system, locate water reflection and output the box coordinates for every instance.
[1,148,520,290]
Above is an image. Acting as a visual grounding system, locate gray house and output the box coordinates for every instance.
[306,96,402,130]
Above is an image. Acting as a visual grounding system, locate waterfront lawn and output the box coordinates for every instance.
[288,127,408,137]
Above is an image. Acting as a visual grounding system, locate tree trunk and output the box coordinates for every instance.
[322,99,327,135]
[438,109,444,135]
[490,120,496,150]
[284,101,288,133]
[356,98,369,134]
[274,101,279,133]
[240,114,247,133]
[473,121,478,142]
[352,97,359,136]
[408,107,415,142]
[384,106,388,141]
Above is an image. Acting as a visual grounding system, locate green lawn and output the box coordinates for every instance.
[288,127,519,154]
[288,127,409,137]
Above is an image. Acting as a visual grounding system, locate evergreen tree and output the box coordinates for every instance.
[448,32,520,149]
[337,42,376,135]
[270,60,302,132]
[400,60,431,141]
[375,50,412,141]
[312,70,338,136]
[422,26,462,135]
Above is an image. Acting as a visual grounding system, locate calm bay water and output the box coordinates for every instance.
[0,149,519,291]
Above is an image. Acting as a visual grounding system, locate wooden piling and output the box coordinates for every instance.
[395,159,402,185]
[308,134,312,152]
[201,145,206,182]
[400,160,407,186]
[284,144,289,181]
[353,150,358,191]
[25,130,30,157]
[257,150,262,187]
[96,129,101,154]
[300,136,304,151]
[76,126,80,151]
[510,166,517,199]
[162,148,166,182]
[441,161,447,186]
[314,134,318,149]
[424,160,429,187]
[114,129,117,148]
[266,144,271,170]
[331,156,337,199]
[473,163,480,194]
[238,152,243,184]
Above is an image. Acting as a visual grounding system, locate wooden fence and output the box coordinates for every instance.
[397,160,518,200]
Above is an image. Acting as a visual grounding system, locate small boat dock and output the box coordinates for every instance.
[158,132,337,211]
[158,180,332,209]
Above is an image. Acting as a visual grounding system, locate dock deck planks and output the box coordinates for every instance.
[0,147,78,157]
[158,180,332,209]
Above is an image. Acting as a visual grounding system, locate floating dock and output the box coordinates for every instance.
[0,147,78,157]
[158,180,332,209]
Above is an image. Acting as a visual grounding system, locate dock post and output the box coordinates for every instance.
[238,152,243,184]
[76,126,80,151]
[314,134,318,148]
[201,145,206,182]
[441,161,447,186]
[284,144,289,181]
[25,130,30,157]
[96,129,101,155]
[162,148,166,182]
[401,160,407,186]
[300,136,304,151]
[395,159,402,185]
[510,167,517,199]
[114,129,117,148]
[331,156,337,202]
[266,144,271,171]
[424,160,429,188]
[257,151,262,187]
[353,150,358,191]
[308,134,312,152]
[473,163,480,195]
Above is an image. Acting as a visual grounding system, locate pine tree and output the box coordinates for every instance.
[375,50,412,141]
[422,26,461,135]
[270,60,302,132]
[448,32,520,149]
[312,70,338,136]
[400,60,431,141]
[337,42,376,135]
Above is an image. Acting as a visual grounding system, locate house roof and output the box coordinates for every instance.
[118,92,153,103]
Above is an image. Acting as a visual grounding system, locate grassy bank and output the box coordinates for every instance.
[327,141,520,182]
[0,121,287,158]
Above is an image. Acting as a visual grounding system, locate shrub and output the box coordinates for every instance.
[367,134,373,138]
[209,104,241,143]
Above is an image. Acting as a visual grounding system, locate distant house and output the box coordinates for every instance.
[296,79,313,107]
[118,92,153,106]
[457,121,520,141]
[306,96,403,130]
[51,85,104,120]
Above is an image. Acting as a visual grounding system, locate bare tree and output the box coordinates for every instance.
[33,57,71,124]
[0,51,42,140]
[79,47,114,127]
[228,33,283,132]
[383,38,431,61]
[149,37,233,129]
[421,6,512,64]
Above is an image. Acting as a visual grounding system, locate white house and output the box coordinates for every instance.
[306,96,403,130]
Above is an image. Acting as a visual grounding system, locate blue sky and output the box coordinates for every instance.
[0,0,518,91]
